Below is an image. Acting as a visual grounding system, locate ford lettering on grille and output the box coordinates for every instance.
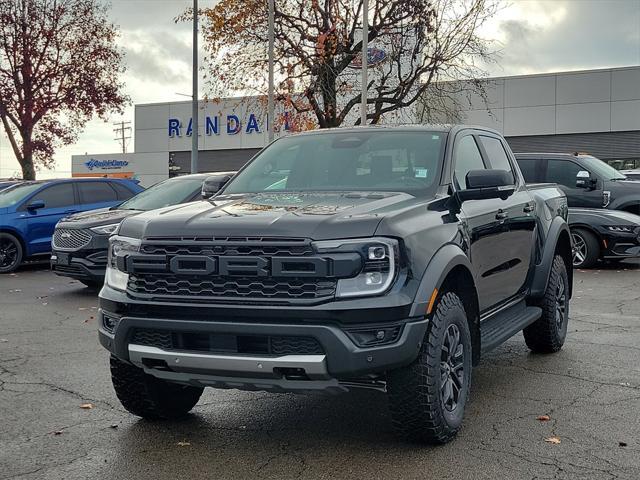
[123,253,362,278]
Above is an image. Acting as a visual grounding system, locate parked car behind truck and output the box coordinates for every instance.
[51,173,235,287]
[515,153,640,214]
[0,178,143,273]
[99,125,572,444]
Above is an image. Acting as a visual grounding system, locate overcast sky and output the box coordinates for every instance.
[1,0,639,178]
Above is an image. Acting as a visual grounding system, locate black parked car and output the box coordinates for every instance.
[515,153,640,214]
[51,173,229,287]
[568,208,640,268]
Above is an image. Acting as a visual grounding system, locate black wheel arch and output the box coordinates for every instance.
[410,244,481,366]
[529,217,573,301]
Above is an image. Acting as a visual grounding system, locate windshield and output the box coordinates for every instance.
[580,156,626,181]
[0,183,43,208]
[118,176,204,211]
[223,130,447,195]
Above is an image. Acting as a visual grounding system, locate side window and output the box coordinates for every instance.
[454,135,486,190]
[516,158,540,183]
[545,160,583,188]
[77,181,118,204]
[31,183,75,209]
[479,135,515,184]
[111,182,136,200]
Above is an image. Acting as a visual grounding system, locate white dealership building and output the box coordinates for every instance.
[72,65,640,186]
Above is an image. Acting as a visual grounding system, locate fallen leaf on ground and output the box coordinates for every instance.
[545,436,561,444]
[110,424,118,429]
[537,415,551,422]
[0,339,8,343]
[177,441,191,446]
[80,403,94,409]
[619,442,628,447]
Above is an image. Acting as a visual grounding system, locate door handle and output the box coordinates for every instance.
[523,204,535,213]
[495,210,508,220]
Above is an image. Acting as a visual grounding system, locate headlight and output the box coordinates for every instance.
[90,223,120,235]
[105,235,140,291]
[313,238,398,298]
[606,225,635,233]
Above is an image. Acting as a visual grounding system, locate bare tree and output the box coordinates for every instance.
[180,0,497,130]
[0,0,129,180]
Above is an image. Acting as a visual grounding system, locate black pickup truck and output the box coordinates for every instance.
[99,126,572,444]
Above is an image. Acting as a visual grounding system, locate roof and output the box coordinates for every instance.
[514,152,595,159]
[281,124,501,138]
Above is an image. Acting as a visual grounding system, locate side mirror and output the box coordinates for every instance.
[576,170,597,190]
[27,200,45,210]
[202,174,233,199]
[456,169,515,203]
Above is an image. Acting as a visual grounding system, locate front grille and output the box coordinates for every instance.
[140,240,313,257]
[127,238,336,303]
[53,228,92,250]
[53,264,84,275]
[128,274,337,300]
[130,328,324,355]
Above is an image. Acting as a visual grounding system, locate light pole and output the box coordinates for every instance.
[268,0,275,142]
[191,0,199,174]
[360,0,368,126]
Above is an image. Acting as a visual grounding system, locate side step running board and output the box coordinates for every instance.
[480,301,542,355]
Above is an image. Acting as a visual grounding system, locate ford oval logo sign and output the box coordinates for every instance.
[349,47,388,69]
[61,232,71,239]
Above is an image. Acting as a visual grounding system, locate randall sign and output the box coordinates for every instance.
[168,112,290,138]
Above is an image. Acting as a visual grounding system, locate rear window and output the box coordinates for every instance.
[516,158,540,183]
[77,182,118,204]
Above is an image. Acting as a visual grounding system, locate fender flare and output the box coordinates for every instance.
[529,216,572,299]
[409,243,474,318]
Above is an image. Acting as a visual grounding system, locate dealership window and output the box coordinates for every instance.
[31,183,76,209]
[77,181,118,204]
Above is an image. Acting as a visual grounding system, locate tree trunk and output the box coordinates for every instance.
[20,153,36,180]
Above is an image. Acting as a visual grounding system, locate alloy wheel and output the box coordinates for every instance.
[0,238,19,270]
[440,324,465,412]
[572,233,587,267]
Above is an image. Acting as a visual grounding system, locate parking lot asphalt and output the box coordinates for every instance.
[1,262,639,480]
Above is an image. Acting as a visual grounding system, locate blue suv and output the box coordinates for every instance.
[0,178,143,273]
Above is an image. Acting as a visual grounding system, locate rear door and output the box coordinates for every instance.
[542,158,603,208]
[454,133,514,312]
[478,135,536,301]
[24,182,78,254]
[76,181,121,212]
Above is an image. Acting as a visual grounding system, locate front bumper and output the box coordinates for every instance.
[601,230,640,259]
[98,285,428,393]
[50,234,109,282]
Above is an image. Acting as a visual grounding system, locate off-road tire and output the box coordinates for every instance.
[387,292,472,444]
[0,233,23,274]
[571,228,599,269]
[110,355,203,419]
[524,255,569,353]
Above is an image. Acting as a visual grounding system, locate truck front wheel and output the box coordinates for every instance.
[110,356,203,420]
[387,292,472,444]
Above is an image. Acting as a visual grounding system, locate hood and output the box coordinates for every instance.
[119,192,423,240]
[569,208,640,226]
[57,207,141,229]
[608,179,640,190]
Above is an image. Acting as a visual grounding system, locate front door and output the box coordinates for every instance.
[24,182,78,254]
[543,159,603,208]
[453,133,518,313]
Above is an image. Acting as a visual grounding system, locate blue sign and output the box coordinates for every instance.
[84,159,129,170]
